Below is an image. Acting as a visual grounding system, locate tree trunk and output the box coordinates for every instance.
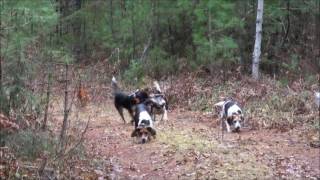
[0,0,2,90]
[74,0,82,62]
[59,64,70,153]
[120,0,126,17]
[152,0,159,47]
[252,0,264,80]
[167,18,175,55]
[0,48,1,92]
[42,65,52,130]
[281,0,290,48]
[131,3,136,59]
[109,0,114,36]
[208,8,213,58]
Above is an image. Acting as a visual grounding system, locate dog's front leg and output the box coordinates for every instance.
[163,108,168,121]
[153,114,156,122]
[116,106,126,124]
[151,107,156,121]
[129,109,135,124]
[225,120,231,133]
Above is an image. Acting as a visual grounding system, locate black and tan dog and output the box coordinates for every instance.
[111,76,149,124]
[131,103,156,144]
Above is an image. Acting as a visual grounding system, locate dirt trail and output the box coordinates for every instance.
[80,101,319,179]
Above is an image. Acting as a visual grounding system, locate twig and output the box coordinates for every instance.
[140,37,151,62]
[38,156,48,176]
[20,164,54,172]
[53,117,90,162]
[220,117,224,143]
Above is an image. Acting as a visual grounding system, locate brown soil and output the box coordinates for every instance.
[78,101,320,179]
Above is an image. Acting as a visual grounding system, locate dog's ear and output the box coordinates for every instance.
[131,129,139,137]
[134,97,140,104]
[227,116,233,124]
[143,87,150,93]
[147,127,156,136]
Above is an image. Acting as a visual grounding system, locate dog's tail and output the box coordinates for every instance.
[153,81,162,93]
[111,76,120,94]
[214,101,226,107]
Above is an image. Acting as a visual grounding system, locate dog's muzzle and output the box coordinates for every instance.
[150,96,166,107]
[153,103,165,110]
[233,121,241,132]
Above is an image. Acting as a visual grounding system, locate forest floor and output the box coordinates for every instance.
[65,100,320,180]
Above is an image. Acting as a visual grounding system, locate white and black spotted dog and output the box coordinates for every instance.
[147,81,168,121]
[214,100,244,133]
[131,103,156,144]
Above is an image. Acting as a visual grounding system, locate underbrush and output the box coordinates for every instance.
[165,73,319,132]
[123,60,145,86]
[123,47,177,85]
[2,130,56,160]
[1,128,91,179]
[246,92,317,131]
[119,71,318,132]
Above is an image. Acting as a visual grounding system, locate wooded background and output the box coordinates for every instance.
[1,0,319,77]
[0,0,320,119]
[0,1,319,179]
[0,0,319,116]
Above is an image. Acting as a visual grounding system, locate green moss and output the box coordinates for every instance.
[158,129,214,152]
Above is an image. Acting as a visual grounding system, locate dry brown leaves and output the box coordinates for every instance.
[165,73,213,109]
[0,147,19,179]
[0,114,19,133]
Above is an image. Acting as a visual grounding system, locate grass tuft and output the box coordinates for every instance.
[158,129,214,152]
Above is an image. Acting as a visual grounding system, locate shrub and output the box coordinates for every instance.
[123,60,145,85]
[3,130,56,160]
[0,89,10,115]
[147,47,177,77]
